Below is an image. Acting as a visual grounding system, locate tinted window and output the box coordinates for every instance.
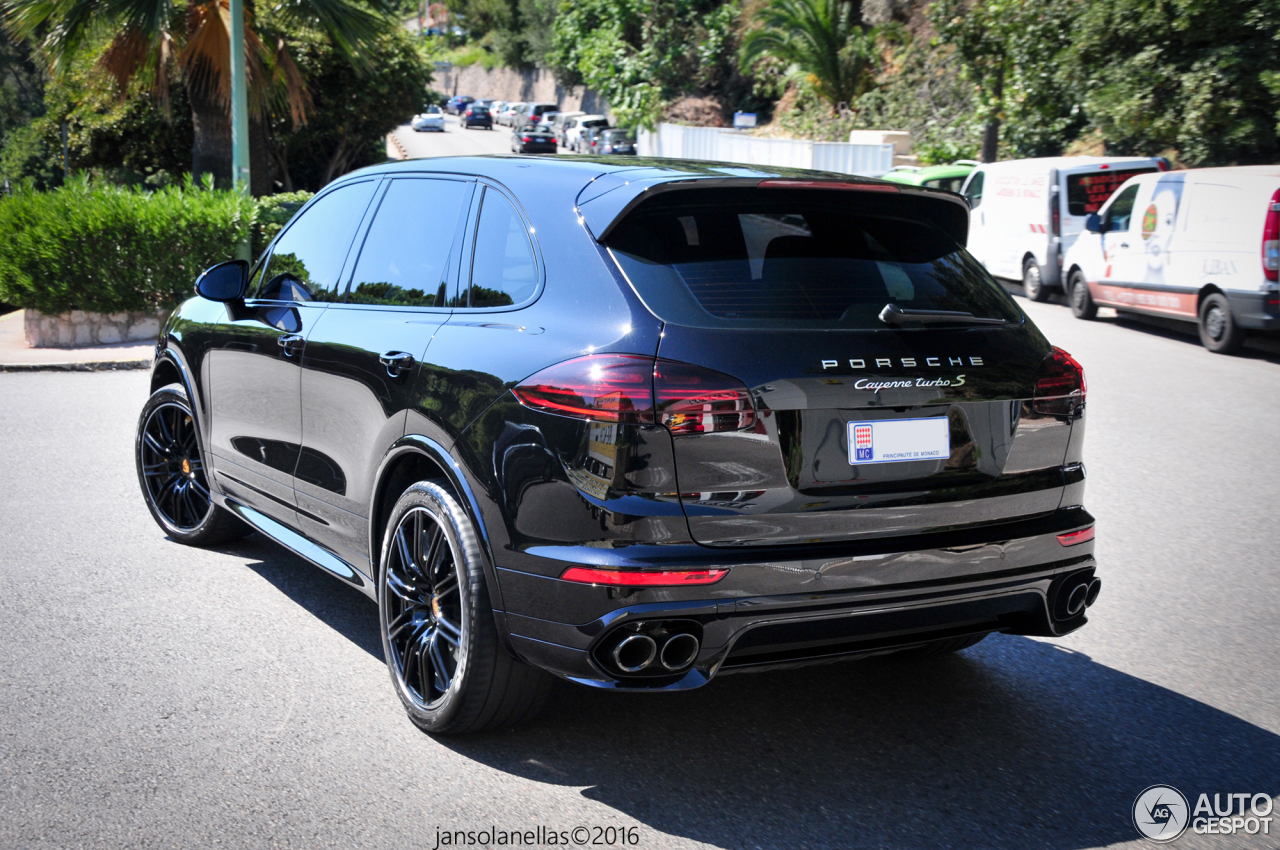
[964,171,984,208]
[257,180,377,301]
[1103,184,1139,232]
[347,178,470,307]
[604,188,1021,330]
[924,176,966,193]
[1066,168,1156,216]
[468,188,538,308]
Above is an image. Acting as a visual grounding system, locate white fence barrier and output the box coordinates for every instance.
[637,123,894,177]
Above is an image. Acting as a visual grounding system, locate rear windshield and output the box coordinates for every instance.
[1066,168,1157,216]
[470,106,489,114]
[603,188,1021,330]
[531,104,555,116]
[604,130,633,141]
[584,119,609,129]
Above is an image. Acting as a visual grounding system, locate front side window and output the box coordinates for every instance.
[257,180,378,301]
[467,188,538,308]
[604,187,1021,330]
[1102,184,1140,233]
[346,178,471,307]
[964,171,984,208]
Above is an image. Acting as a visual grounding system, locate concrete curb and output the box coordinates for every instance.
[0,359,151,373]
[387,130,409,160]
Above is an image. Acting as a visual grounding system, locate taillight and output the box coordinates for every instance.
[512,354,757,434]
[561,567,728,586]
[1051,198,1061,238]
[654,360,756,434]
[512,355,654,423]
[521,136,533,143]
[1033,347,1086,416]
[1057,526,1095,546]
[1263,190,1279,283]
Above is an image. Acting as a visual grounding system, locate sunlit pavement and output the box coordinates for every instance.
[0,286,1277,849]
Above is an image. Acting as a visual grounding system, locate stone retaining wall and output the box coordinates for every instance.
[24,309,168,348]
[435,65,609,117]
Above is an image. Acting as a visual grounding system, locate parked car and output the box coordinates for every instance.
[410,106,445,133]
[139,157,1097,734]
[498,103,525,126]
[523,102,557,125]
[880,160,978,193]
[511,123,557,154]
[551,111,585,146]
[579,125,609,155]
[594,128,636,155]
[1062,165,1280,353]
[566,115,608,152]
[959,156,1167,301]
[445,95,474,115]
[461,104,493,130]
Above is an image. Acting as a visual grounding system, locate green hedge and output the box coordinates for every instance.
[0,178,312,315]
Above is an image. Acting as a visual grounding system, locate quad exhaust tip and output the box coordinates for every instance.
[1058,574,1102,620]
[612,634,658,673]
[1066,583,1089,617]
[660,633,701,671]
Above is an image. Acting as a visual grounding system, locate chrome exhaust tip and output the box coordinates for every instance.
[659,633,700,671]
[612,634,658,673]
[1066,583,1089,617]
[1085,577,1101,608]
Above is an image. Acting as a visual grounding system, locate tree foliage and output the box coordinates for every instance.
[549,0,742,129]
[739,0,879,111]
[1066,0,1280,165]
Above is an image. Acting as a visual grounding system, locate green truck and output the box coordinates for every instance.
[879,160,979,193]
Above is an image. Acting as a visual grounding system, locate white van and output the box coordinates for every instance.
[960,156,1166,300]
[565,115,608,152]
[1062,166,1280,353]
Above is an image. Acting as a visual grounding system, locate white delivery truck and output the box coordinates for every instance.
[960,156,1166,300]
[1062,165,1280,353]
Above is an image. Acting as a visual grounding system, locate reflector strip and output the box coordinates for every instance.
[1057,526,1095,546]
[560,567,729,586]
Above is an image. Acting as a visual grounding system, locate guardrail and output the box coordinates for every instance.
[637,123,894,177]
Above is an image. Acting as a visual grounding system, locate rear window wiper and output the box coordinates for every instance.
[879,303,1007,326]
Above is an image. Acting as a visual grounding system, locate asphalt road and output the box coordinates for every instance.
[393,113,521,159]
[2,296,1279,850]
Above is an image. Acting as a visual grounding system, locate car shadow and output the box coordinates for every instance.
[213,537,1280,849]
[223,532,382,661]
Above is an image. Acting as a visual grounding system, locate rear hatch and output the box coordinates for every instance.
[600,183,1076,547]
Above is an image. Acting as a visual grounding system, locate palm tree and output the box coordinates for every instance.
[3,0,389,191]
[740,0,880,112]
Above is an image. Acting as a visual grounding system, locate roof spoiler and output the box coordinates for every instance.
[575,169,972,245]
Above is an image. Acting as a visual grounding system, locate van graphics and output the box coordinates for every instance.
[1092,284,1196,317]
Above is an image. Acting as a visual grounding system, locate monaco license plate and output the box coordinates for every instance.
[848,417,950,464]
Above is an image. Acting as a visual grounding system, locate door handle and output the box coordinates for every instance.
[379,351,416,377]
[277,334,305,357]
[1120,242,1130,249]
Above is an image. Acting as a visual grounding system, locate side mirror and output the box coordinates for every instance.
[1084,213,1108,234]
[195,259,249,302]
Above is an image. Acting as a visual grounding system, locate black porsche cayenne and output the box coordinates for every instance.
[136,156,1097,734]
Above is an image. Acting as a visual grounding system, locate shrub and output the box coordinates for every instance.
[0,176,255,314]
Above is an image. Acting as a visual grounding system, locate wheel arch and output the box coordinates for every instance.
[150,345,213,475]
[1197,283,1226,310]
[368,436,507,616]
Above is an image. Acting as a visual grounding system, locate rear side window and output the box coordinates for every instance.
[346,178,470,307]
[925,176,966,193]
[604,188,1021,330]
[467,188,538,308]
[1066,168,1156,216]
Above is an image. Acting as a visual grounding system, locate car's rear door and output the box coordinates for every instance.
[295,176,475,575]
[601,184,1078,548]
[206,178,379,527]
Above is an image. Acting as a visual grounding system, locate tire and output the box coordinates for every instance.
[378,481,551,734]
[1023,258,1050,302]
[1198,292,1246,354]
[1068,269,1097,320]
[892,633,988,659]
[135,383,248,546]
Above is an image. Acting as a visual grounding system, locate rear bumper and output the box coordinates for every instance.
[496,508,1098,690]
[1226,290,1280,330]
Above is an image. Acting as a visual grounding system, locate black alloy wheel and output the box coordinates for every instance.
[1023,257,1050,302]
[1198,293,1245,354]
[135,383,247,545]
[378,482,551,733]
[1069,269,1097,320]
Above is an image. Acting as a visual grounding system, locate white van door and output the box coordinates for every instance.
[1099,182,1143,285]
[962,170,989,265]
